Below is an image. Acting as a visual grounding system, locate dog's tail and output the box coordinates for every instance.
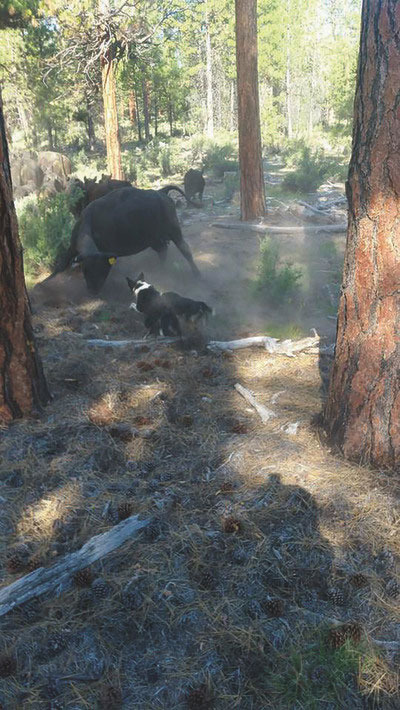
[200,302,214,317]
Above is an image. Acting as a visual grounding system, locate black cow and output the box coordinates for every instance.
[184,169,205,202]
[45,186,200,293]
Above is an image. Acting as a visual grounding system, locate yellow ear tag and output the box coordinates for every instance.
[108,257,116,265]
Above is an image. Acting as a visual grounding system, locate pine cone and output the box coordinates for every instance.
[264,598,284,617]
[121,588,144,610]
[47,631,68,655]
[386,578,400,599]
[349,573,368,589]
[92,578,111,600]
[26,555,45,573]
[231,421,248,434]
[327,622,362,648]
[222,516,242,534]
[186,684,211,709]
[99,684,122,709]
[143,518,165,542]
[248,599,262,618]
[220,480,234,494]
[345,622,362,643]
[327,627,347,649]
[19,599,42,621]
[309,665,328,685]
[0,653,17,677]
[73,568,94,588]
[6,544,30,573]
[326,587,346,605]
[199,571,215,590]
[231,546,247,565]
[117,501,134,521]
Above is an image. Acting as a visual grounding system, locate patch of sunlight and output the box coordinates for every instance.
[17,482,81,541]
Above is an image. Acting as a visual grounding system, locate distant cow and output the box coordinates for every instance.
[184,169,205,202]
[68,175,198,218]
[45,186,200,293]
[68,175,132,218]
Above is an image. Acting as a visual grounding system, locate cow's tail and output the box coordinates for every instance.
[159,184,201,208]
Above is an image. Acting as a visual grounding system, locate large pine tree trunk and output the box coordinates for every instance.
[205,0,214,138]
[0,93,50,422]
[230,78,236,132]
[85,93,96,152]
[141,74,151,141]
[135,91,142,142]
[235,0,266,220]
[128,91,136,125]
[324,0,400,469]
[286,1,293,140]
[99,0,124,179]
[101,55,124,179]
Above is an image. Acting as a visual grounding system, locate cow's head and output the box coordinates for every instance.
[73,253,117,294]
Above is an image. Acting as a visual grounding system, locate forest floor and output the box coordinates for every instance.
[1,170,400,709]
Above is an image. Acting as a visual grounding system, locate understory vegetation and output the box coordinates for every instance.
[253,238,303,306]
[17,192,75,277]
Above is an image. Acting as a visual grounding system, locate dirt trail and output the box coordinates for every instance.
[31,201,342,342]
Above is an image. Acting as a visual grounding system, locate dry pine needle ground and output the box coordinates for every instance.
[0,301,399,709]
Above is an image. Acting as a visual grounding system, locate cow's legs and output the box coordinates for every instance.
[174,237,200,277]
[156,246,168,265]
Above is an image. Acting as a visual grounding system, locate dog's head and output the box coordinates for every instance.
[126,273,153,311]
[126,272,148,296]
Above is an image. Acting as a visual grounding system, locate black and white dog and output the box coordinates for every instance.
[162,291,213,323]
[127,273,213,336]
[127,274,181,337]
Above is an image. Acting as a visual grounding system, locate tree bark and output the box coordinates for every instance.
[99,0,124,179]
[168,100,173,137]
[235,0,266,220]
[47,119,54,150]
[324,0,400,469]
[128,90,136,125]
[154,93,158,137]
[0,91,50,422]
[205,0,214,138]
[135,91,142,142]
[286,4,293,140]
[141,73,151,141]
[230,78,236,132]
[101,54,124,179]
[85,95,96,152]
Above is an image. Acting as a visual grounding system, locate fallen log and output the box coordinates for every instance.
[85,337,181,348]
[211,221,347,234]
[0,515,149,617]
[208,333,320,356]
[234,383,276,423]
[297,200,336,222]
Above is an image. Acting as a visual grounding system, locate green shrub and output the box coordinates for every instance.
[254,238,302,305]
[203,142,237,175]
[159,146,172,177]
[223,172,239,201]
[122,153,138,182]
[17,192,76,277]
[283,146,337,193]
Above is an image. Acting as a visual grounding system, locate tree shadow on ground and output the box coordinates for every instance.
[2,312,396,709]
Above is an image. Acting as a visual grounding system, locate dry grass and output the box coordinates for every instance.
[0,298,400,709]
